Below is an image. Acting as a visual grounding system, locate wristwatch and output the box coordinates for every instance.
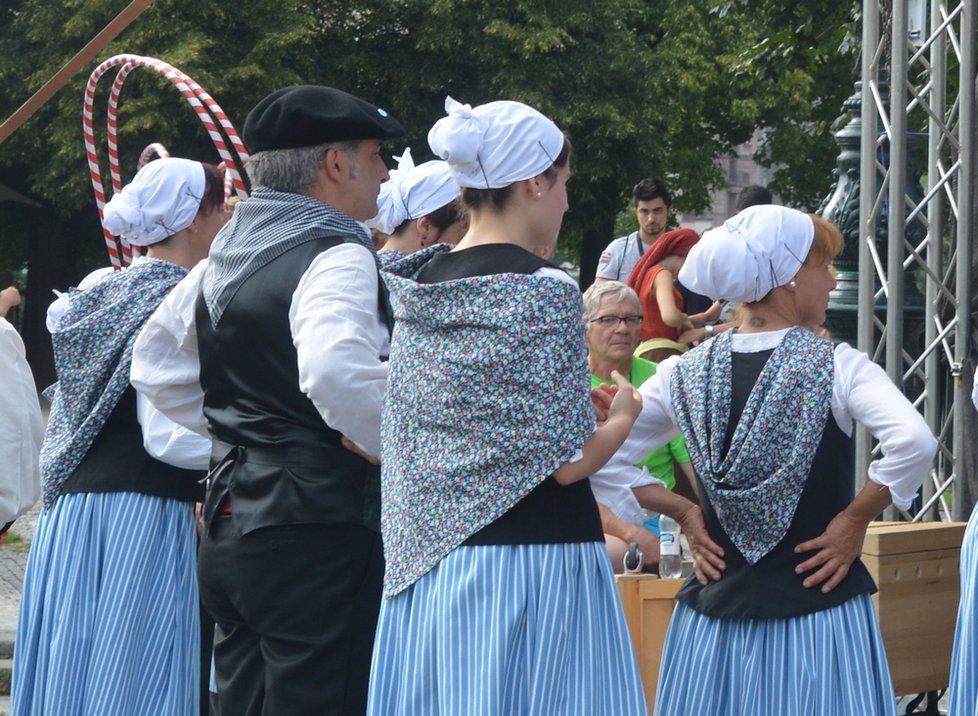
[704,324,715,338]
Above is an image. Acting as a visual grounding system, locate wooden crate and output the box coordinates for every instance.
[862,520,966,695]
[616,575,683,714]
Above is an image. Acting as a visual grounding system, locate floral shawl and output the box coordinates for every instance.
[380,246,595,596]
[39,259,189,507]
[669,327,834,564]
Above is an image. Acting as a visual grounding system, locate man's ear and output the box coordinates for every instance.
[322,146,348,182]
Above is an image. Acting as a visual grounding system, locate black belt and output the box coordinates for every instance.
[209,440,356,470]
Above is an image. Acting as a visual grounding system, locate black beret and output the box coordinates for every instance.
[243,85,405,153]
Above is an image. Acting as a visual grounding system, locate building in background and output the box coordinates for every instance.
[680,131,775,234]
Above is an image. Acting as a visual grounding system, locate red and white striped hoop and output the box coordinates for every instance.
[84,54,249,268]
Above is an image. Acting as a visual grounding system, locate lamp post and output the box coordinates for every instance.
[817,79,926,348]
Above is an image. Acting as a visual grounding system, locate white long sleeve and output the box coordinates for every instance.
[136,392,211,470]
[289,243,389,458]
[131,260,210,437]
[832,341,937,509]
[592,331,937,512]
[0,319,42,523]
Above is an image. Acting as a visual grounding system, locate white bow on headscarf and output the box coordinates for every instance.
[102,157,205,246]
[367,148,459,235]
[677,205,815,303]
[427,97,564,189]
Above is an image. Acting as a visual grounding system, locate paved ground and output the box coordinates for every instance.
[0,503,36,642]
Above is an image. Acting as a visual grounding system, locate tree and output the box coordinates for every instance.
[0,0,319,382]
[0,0,860,379]
[712,1,861,209]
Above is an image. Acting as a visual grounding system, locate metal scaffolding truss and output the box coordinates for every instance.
[857,0,976,521]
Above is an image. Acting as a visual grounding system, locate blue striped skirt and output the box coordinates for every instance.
[948,504,978,715]
[367,542,647,715]
[13,491,199,716]
[654,595,896,716]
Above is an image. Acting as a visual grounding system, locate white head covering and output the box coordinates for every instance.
[366,148,459,235]
[677,205,815,303]
[427,97,564,189]
[102,157,205,246]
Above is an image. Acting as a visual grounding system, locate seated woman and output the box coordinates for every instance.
[626,228,718,362]
[367,147,466,267]
[583,280,698,572]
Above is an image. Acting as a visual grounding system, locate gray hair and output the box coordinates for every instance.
[581,280,641,323]
[246,140,359,195]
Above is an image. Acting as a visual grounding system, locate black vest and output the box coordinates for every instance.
[196,237,385,535]
[418,244,604,546]
[62,386,204,502]
[676,349,877,619]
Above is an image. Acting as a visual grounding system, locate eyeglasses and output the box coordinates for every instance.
[589,314,642,328]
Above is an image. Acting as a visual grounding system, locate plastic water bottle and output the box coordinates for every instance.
[659,514,682,579]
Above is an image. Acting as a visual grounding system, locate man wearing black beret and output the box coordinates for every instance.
[132,84,404,715]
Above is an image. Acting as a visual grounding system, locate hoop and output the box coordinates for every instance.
[83,54,249,268]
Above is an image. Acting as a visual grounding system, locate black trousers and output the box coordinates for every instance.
[198,518,384,716]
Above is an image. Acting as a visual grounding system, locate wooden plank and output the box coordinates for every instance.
[863,520,966,556]
[616,575,682,714]
[862,527,963,695]
[0,0,156,145]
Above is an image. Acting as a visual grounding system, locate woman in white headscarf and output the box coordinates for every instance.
[368,98,650,714]
[594,205,937,715]
[367,147,466,267]
[13,157,228,716]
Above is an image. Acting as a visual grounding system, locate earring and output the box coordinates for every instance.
[536,192,542,197]
[788,280,797,288]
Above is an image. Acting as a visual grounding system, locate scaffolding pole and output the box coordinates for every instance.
[859,0,977,523]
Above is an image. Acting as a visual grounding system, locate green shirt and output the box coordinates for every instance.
[590,355,690,491]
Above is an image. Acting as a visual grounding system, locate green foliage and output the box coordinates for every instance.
[0,0,860,278]
[713,0,860,209]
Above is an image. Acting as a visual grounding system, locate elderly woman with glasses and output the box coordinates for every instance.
[583,280,700,573]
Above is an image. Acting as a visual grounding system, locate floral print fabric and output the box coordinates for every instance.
[39,259,188,507]
[669,327,834,564]
[379,246,596,597]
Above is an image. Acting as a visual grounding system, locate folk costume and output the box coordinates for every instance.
[596,206,937,716]
[131,85,404,716]
[947,381,978,715]
[367,97,647,716]
[14,159,210,716]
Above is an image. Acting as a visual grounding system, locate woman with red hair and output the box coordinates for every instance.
[627,228,718,362]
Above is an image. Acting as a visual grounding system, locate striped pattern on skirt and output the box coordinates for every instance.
[654,595,896,716]
[367,542,647,715]
[13,491,200,716]
[948,504,978,715]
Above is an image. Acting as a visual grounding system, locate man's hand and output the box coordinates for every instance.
[341,436,379,465]
[590,383,616,423]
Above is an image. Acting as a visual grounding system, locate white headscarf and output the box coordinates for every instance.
[367,148,459,235]
[427,97,564,189]
[677,205,815,303]
[102,157,205,246]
